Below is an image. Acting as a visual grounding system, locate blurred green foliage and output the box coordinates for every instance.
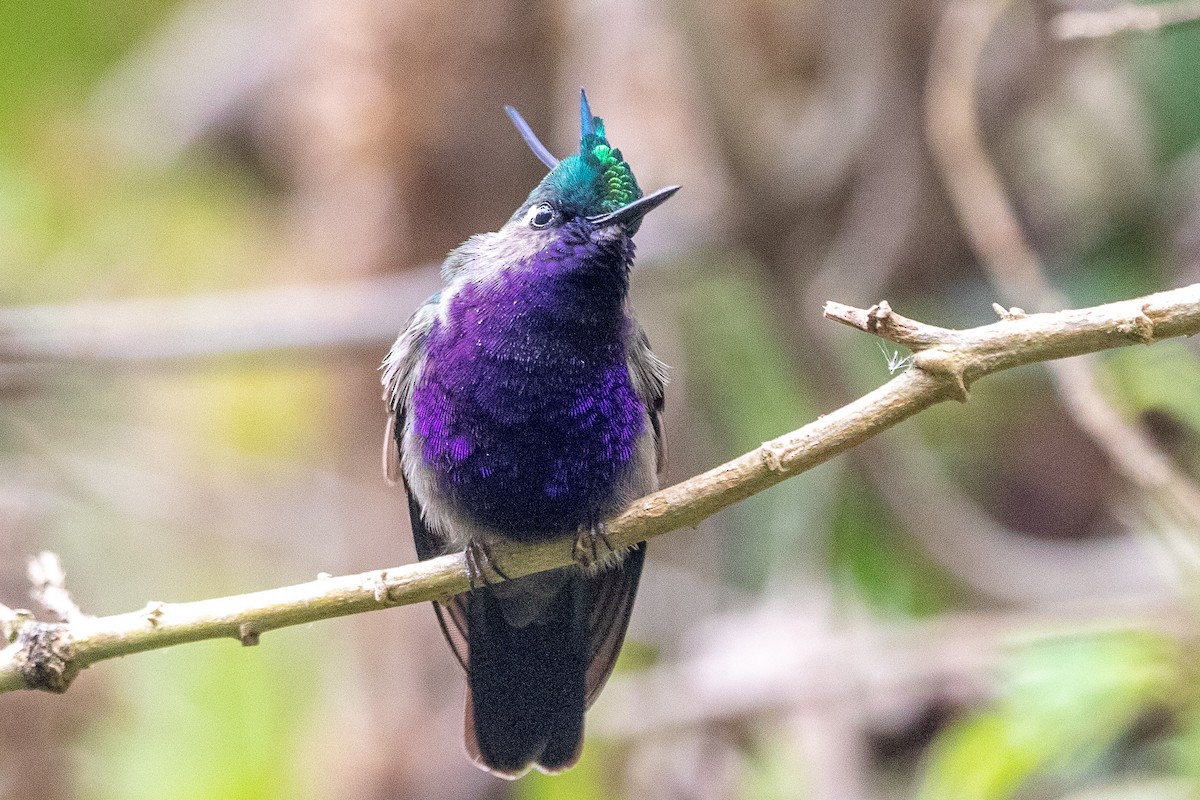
[1106,341,1200,434]
[740,732,810,800]
[77,631,319,800]
[516,740,611,800]
[0,3,336,799]
[1129,24,1200,163]
[0,152,276,303]
[0,0,274,305]
[1060,224,1163,310]
[918,631,1181,800]
[0,0,175,140]
[678,253,836,589]
[144,367,336,462]
[829,469,964,618]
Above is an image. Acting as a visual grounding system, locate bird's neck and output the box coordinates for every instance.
[526,225,633,327]
[450,228,634,344]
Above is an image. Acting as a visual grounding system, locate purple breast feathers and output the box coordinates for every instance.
[410,265,645,541]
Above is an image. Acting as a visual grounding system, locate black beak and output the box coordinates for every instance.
[586,185,680,228]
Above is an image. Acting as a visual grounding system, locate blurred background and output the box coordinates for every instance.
[4,0,1200,797]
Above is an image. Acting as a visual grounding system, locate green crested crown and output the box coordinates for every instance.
[508,90,643,220]
[581,117,641,214]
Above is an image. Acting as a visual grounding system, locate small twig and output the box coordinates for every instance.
[27,552,86,624]
[825,301,956,350]
[3,285,1200,695]
[823,289,1191,374]
[1053,0,1200,40]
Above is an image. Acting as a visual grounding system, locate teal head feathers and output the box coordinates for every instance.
[507,89,673,232]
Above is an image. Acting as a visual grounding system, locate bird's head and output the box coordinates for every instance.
[505,89,678,239]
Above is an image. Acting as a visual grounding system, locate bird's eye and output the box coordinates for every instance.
[529,204,556,229]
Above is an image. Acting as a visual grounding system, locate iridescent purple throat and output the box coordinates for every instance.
[411,227,646,540]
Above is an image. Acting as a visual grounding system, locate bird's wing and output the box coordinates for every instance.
[626,323,669,475]
[381,294,440,484]
[382,294,474,670]
[583,542,646,707]
[407,484,472,671]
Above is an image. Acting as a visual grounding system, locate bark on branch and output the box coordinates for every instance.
[3,283,1200,695]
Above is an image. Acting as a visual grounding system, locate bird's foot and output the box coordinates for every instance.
[464,539,510,589]
[572,521,616,571]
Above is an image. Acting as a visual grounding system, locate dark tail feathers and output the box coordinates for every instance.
[465,575,587,778]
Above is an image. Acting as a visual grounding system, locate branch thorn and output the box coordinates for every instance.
[373,571,395,605]
[992,303,1026,320]
[237,623,260,647]
[1117,310,1155,344]
[143,601,166,626]
[761,441,788,473]
[866,300,893,333]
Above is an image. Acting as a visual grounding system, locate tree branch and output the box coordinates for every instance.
[0,269,441,365]
[1052,0,1200,40]
[4,284,1200,695]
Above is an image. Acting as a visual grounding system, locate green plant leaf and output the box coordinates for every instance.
[918,630,1179,800]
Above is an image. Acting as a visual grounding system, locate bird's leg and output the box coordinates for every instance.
[464,539,510,589]
[572,521,616,570]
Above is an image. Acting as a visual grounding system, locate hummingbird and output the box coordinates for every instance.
[382,89,676,778]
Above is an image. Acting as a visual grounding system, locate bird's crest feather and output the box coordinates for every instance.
[507,88,642,219]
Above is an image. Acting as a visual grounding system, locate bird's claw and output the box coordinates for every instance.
[464,540,510,589]
[572,521,616,570]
